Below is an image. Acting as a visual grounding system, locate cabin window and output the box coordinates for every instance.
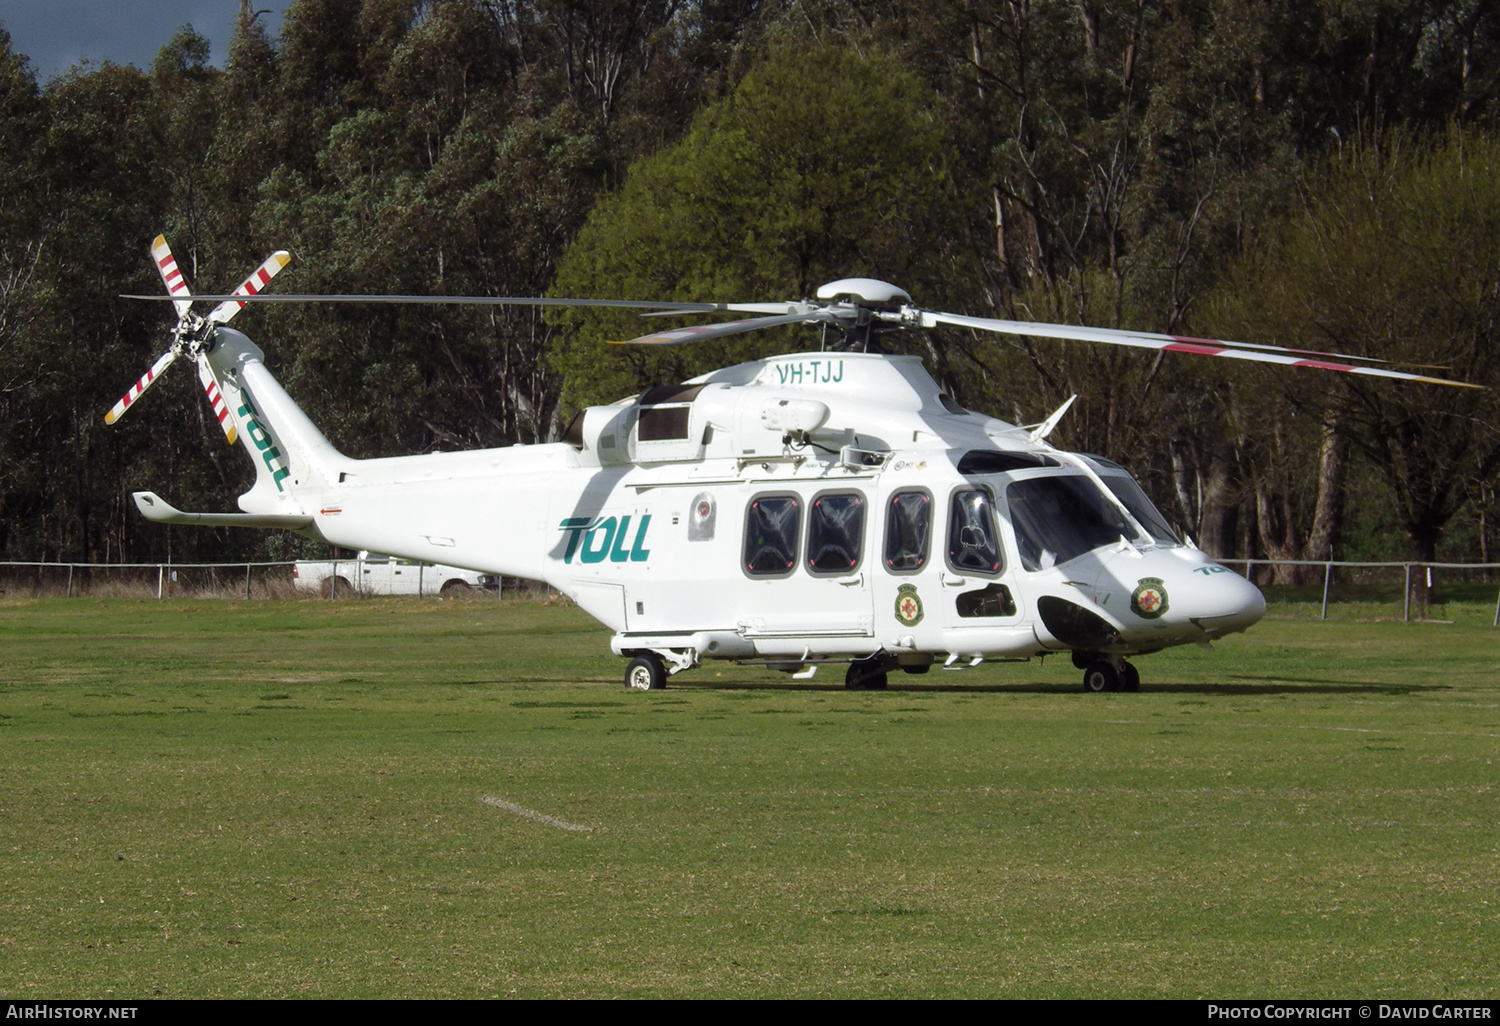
[807,492,865,574]
[1007,476,1140,571]
[948,489,1003,575]
[744,495,800,576]
[884,490,931,573]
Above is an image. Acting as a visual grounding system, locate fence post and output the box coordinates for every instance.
[1404,565,1411,623]
[1320,560,1332,620]
[418,563,424,599]
[157,564,165,600]
[245,563,252,600]
[66,564,73,598]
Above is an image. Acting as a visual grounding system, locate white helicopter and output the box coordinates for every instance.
[111,237,1473,692]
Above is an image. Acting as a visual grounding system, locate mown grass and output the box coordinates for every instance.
[1,598,1497,998]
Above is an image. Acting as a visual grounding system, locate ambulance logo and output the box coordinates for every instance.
[894,583,925,626]
[1130,577,1169,619]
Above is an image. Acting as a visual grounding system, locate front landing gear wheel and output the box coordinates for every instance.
[845,657,889,691]
[625,653,667,691]
[1082,661,1119,693]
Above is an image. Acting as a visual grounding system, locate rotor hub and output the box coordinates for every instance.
[814,278,911,307]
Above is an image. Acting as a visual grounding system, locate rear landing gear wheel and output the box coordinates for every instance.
[845,657,889,691]
[625,653,667,691]
[1119,663,1140,692]
[1082,661,1119,693]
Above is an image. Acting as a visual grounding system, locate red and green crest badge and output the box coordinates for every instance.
[894,583,924,626]
[1130,577,1169,619]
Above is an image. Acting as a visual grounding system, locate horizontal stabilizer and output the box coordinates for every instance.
[132,491,313,529]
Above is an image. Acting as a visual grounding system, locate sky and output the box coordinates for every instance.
[1,0,293,82]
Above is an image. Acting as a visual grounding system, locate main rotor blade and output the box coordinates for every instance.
[151,235,193,319]
[104,349,178,425]
[206,250,292,324]
[640,302,816,317]
[610,311,839,346]
[922,311,1392,364]
[122,293,729,313]
[920,311,1480,388]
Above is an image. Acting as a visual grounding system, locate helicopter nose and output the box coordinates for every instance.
[1178,564,1266,636]
[1095,549,1265,640]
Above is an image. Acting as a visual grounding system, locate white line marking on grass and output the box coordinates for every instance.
[1104,719,1500,739]
[480,795,593,832]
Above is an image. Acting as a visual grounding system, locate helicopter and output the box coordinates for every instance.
[110,237,1475,692]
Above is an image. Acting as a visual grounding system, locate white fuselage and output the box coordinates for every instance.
[221,344,1263,671]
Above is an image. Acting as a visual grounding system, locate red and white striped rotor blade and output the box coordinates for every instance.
[207,250,291,325]
[104,349,178,425]
[151,234,193,319]
[920,311,1480,389]
[197,357,237,445]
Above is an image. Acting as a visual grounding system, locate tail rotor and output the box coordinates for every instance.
[104,236,291,436]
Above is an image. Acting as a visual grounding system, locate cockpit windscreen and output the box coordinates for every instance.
[1008,476,1141,571]
[1099,474,1180,546]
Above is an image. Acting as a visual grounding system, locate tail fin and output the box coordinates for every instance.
[201,327,346,514]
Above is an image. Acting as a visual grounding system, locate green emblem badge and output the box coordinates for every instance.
[895,583,925,626]
[1131,577,1169,619]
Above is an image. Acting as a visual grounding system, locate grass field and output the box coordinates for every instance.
[2,597,1497,998]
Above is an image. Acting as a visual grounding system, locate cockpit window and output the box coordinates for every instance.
[948,489,1004,575]
[1007,476,1141,571]
[1100,474,1180,545]
[956,450,1061,474]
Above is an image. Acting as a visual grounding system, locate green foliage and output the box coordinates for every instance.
[1208,129,1500,564]
[6,0,1500,566]
[548,40,963,409]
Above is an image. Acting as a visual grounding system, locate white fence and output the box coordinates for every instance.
[0,561,509,601]
[1221,559,1500,625]
[3,557,1496,623]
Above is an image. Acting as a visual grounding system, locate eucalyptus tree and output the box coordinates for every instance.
[1206,130,1500,594]
[547,40,970,412]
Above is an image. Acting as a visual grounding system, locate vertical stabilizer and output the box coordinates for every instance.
[203,328,346,514]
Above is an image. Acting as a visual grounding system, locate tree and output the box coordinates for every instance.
[547,39,967,410]
[1206,130,1500,597]
[0,29,51,559]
